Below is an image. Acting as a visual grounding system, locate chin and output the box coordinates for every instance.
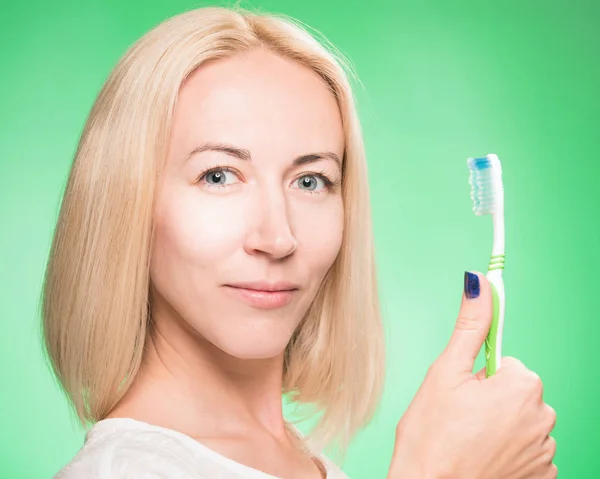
[212,328,293,360]
[220,339,290,360]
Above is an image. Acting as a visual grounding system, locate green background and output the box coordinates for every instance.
[1,0,598,477]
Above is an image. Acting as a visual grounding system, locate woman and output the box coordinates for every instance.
[43,6,556,478]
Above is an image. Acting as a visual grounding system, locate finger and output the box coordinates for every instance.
[440,271,493,375]
[474,365,487,381]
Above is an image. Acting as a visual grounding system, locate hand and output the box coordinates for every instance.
[388,271,557,479]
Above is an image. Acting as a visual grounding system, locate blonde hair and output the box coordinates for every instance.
[41,4,385,459]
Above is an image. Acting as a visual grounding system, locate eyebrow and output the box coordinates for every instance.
[185,141,342,171]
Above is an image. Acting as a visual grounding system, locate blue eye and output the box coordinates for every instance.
[201,168,238,187]
[296,174,330,192]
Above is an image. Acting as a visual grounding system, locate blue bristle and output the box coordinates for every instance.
[466,154,503,215]
[472,157,492,169]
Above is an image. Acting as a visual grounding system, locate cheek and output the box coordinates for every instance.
[292,196,344,272]
[150,190,250,309]
[155,192,248,266]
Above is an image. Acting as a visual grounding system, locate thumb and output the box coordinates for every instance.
[440,271,493,375]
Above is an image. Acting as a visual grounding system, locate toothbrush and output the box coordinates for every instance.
[466,154,505,378]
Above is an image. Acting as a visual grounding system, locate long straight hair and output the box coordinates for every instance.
[41,5,385,459]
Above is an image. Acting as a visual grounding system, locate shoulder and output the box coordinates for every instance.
[54,422,204,479]
[286,424,349,479]
[319,456,350,479]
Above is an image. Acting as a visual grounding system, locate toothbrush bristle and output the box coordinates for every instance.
[467,154,504,215]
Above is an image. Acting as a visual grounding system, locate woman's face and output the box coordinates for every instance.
[150,48,345,359]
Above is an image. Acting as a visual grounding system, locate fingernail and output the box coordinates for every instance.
[464,271,480,299]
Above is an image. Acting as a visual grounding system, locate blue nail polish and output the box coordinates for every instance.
[464,272,480,299]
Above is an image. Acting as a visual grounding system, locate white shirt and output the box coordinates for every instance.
[55,418,350,478]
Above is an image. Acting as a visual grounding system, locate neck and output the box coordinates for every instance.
[107,304,290,443]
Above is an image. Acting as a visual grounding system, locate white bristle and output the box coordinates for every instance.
[466,154,504,216]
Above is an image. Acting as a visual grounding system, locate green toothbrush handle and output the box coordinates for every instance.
[485,282,501,378]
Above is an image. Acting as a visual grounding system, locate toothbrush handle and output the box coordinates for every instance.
[485,255,505,378]
[485,282,501,377]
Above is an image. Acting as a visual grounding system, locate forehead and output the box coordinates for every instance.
[170,48,344,159]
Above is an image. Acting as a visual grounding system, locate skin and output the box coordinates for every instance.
[107,47,345,479]
[389,272,558,479]
[104,43,558,479]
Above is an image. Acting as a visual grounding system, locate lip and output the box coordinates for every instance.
[223,281,299,309]
[226,281,299,292]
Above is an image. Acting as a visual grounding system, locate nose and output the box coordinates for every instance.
[244,187,298,260]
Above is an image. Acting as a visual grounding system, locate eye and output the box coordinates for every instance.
[294,174,332,193]
[198,167,240,188]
